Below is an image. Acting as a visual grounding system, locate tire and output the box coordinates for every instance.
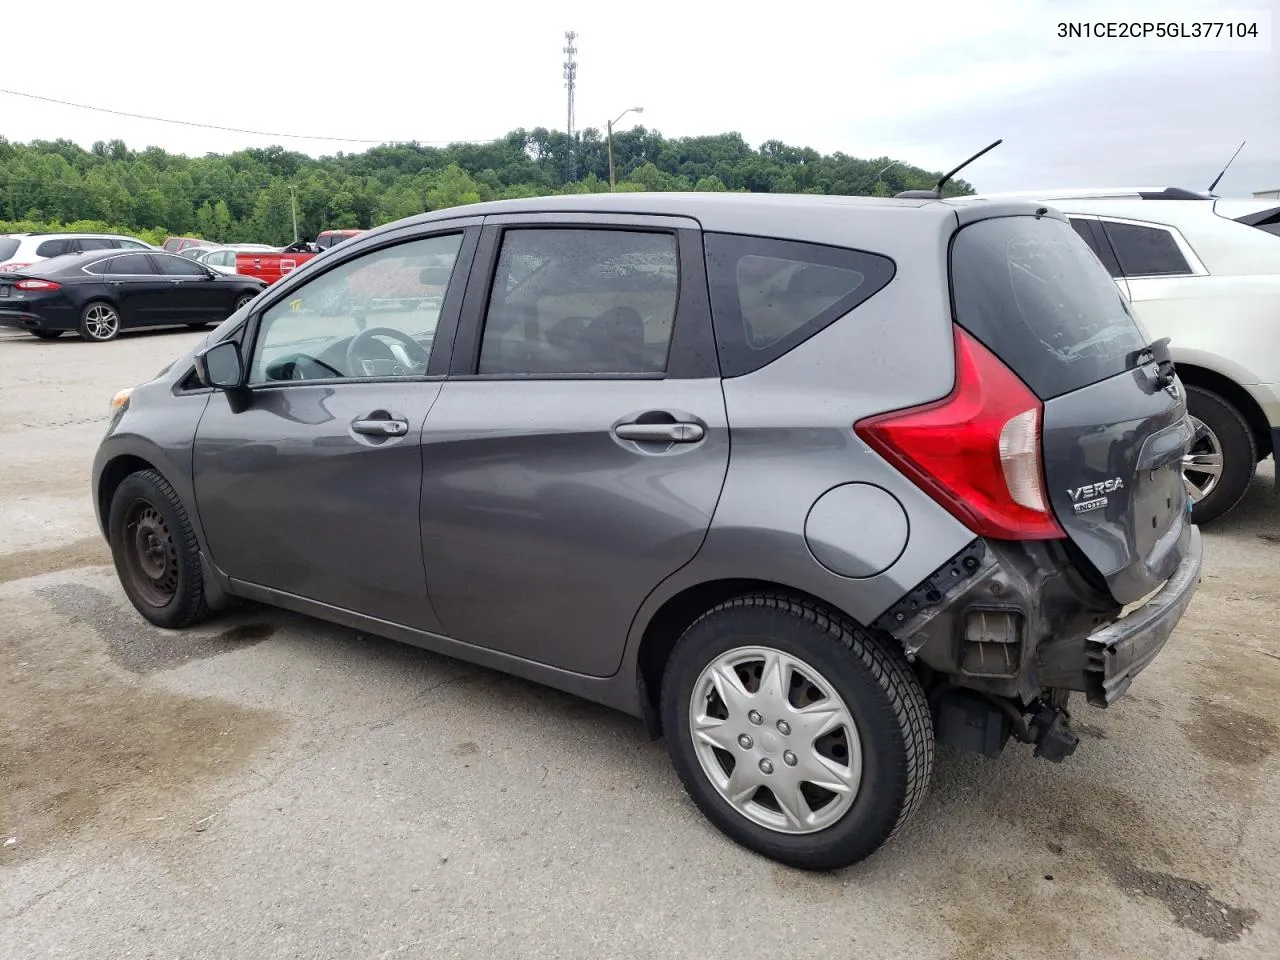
[30,330,63,340]
[660,595,933,871]
[187,321,212,329]
[78,300,121,342]
[1184,385,1256,525]
[234,293,256,313]
[107,469,210,629]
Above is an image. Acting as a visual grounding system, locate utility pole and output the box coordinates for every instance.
[563,31,578,183]
[288,184,299,243]
[607,106,644,191]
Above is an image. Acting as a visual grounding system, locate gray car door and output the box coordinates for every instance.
[191,223,481,631]
[419,215,730,677]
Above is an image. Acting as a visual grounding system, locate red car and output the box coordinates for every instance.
[235,230,367,284]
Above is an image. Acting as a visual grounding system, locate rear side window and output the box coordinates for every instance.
[950,215,1147,400]
[1097,221,1193,277]
[77,237,115,251]
[704,233,896,378]
[1068,218,1123,278]
[36,239,71,257]
[0,239,18,260]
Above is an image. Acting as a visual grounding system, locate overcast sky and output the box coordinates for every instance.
[2,0,1277,194]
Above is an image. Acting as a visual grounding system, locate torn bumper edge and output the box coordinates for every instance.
[1082,524,1203,706]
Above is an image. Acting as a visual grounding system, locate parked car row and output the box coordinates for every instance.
[0,248,267,341]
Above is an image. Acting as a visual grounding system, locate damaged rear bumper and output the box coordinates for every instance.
[1042,525,1203,706]
[874,525,1203,709]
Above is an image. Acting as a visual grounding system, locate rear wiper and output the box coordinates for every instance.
[1127,336,1177,388]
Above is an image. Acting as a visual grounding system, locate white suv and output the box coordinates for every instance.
[0,232,155,273]
[957,187,1280,524]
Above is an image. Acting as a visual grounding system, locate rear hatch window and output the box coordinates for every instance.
[0,238,19,261]
[950,215,1147,400]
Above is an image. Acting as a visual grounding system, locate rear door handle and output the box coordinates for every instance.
[352,418,409,437]
[614,422,705,443]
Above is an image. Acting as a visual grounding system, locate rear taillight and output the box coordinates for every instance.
[15,279,60,291]
[854,327,1065,540]
[0,262,32,273]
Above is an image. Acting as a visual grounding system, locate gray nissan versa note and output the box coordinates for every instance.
[92,192,1203,870]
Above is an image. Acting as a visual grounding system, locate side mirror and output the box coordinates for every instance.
[194,340,245,390]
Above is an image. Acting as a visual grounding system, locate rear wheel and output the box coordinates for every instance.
[1183,385,1256,524]
[107,469,210,629]
[78,301,120,342]
[661,595,933,871]
[30,330,62,340]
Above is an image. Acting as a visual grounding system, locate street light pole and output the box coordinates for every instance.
[607,106,644,191]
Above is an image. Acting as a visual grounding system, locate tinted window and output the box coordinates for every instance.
[155,254,208,276]
[249,232,463,384]
[950,215,1147,400]
[1098,221,1192,277]
[77,237,115,251]
[1068,218,1122,278]
[83,259,111,275]
[478,228,678,376]
[0,239,18,260]
[118,239,149,249]
[704,232,895,378]
[36,239,71,257]
[107,254,158,275]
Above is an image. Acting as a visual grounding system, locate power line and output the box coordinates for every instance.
[0,88,503,147]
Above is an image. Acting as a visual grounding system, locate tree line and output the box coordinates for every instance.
[0,127,974,246]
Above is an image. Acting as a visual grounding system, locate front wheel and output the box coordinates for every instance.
[660,595,934,871]
[1183,385,1256,524]
[107,469,210,629]
[234,293,256,313]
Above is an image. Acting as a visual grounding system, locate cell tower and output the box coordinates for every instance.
[563,30,578,182]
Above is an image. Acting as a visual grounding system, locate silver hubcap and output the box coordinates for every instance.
[235,295,253,311]
[689,646,862,835]
[84,304,119,340]
[1182,415,1223,503]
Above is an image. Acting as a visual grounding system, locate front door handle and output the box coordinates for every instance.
[614,422,705,443]
[352,418,409,437]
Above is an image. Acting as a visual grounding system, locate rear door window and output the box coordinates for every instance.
[1097,221,1193,277]
[35,239,72,257]
[107,253,159,275]
[950,215,1147,400]
[1068,218,1123,278]
[76,237,115,252]
[477,228,679,376]
[704,233,896,377]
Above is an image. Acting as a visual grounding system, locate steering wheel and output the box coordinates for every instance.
[345,326,430,375]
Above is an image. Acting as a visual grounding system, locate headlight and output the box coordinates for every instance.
[109,387,134,413]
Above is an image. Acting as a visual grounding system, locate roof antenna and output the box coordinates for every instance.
[896,139,1003,199]
[1206,140,1246,195]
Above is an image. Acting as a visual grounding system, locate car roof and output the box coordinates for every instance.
[960,187,1215,203]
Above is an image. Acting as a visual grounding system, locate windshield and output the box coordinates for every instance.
[950,215,1147,400]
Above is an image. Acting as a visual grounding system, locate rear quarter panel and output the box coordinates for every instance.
[622,208,980,646]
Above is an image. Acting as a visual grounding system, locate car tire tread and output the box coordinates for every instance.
[660,593,933,871]
[1185,385,1256,525]
[108,468,210,629]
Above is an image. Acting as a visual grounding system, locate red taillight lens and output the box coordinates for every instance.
[15,278,61,291]
[854,327,1065,540]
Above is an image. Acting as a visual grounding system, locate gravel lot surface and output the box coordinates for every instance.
[2,326,1278,960]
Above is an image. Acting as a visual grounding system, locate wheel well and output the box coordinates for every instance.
[97,454,156,528]
[1176,363,1273,460]
[635,578,843,737]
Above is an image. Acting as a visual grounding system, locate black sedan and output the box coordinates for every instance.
[0,249,268,342]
